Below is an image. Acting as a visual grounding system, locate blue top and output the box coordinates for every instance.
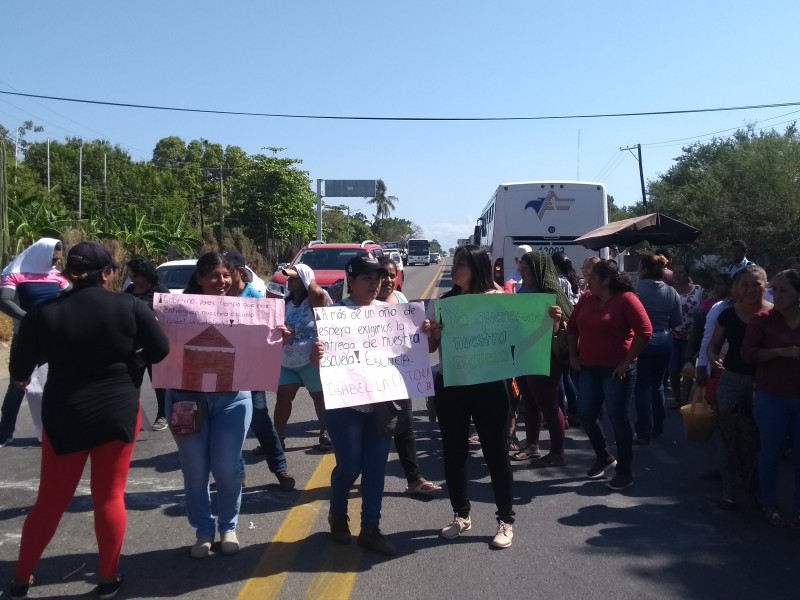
[239,282,263,298]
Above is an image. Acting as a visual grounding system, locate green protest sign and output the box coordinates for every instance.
[434,293,554,387]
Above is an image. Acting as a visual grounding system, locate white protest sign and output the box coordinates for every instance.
[152,293,285,392]
[314,301,433,409]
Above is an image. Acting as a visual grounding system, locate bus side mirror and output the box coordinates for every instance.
[473,225,482,243]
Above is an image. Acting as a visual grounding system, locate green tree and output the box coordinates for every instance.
[430,239,442,253]
[367,179,397,220]
[647,124,800,263]
[371,217,421,245]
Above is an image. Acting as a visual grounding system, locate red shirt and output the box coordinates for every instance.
[567,291,652,368]
[741,309,800,398]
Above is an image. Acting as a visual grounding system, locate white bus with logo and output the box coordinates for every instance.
[474,181,608,284]
[405,238,431,266]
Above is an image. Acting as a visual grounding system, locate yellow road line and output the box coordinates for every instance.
[237,454,337,599]
[305,499,363,600]
[419,262,446,300]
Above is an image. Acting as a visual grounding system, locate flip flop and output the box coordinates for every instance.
[405,479,442,495]
[511,447,541,461]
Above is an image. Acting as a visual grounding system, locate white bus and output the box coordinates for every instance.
[475,181,608,284]
[406,238,431,266]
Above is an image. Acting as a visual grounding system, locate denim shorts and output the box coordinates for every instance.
[279,363,323,393]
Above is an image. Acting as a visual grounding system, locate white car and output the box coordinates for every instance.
[156,259,268,296]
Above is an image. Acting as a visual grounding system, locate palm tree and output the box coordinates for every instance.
[367,179,398,220]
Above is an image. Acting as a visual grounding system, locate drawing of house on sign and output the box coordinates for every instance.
[182,326,235,391]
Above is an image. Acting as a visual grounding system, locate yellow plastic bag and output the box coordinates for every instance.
[680,385,715,442]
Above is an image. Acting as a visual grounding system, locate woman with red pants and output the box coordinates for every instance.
[514,251,572,468]
[8,241,169,600]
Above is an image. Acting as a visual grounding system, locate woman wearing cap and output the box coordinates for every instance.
[312,255,397,556]
[8,241,169,600]
[124,257,170,431]
[274,263,333,451]
[168,252,254,559]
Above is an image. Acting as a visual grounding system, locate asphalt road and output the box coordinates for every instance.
[2,260,799,599]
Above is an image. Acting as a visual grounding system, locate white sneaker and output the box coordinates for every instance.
[190,537,213,559]
[440,513,472,539]
[491,521,513,548]
[220,531,240,555]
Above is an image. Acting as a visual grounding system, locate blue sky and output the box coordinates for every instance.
[3,1,799,251]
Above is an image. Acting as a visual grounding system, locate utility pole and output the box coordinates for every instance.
[103,153,108,216]
[46,139,51,193]
[620,144,648,210]
[219,166,225,243]
[78,145,83,220]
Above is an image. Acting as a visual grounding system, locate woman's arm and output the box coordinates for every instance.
[613,333,650,379]
[307,280,329,309]
[707,322,726,372]
[741,312,800,363]
[0,287,25,320]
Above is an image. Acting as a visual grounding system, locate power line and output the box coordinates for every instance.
[2,89,800,122]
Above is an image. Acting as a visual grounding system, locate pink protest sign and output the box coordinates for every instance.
[152,293,285,392]
[314,301,434,409]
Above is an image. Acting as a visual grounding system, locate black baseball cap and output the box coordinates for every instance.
[66,241,118,271]
[345,255,389,277]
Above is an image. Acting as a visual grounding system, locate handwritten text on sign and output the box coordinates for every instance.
[435,293,554,386]
[314,302,433,408]
[152,293,285,392]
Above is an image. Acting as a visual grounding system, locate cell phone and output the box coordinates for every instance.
[267,282,287,298]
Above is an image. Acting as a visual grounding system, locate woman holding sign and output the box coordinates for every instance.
[515,251,572,468]
[315,254,397,556]
[566,260,652,492]
[168,252,253,559]
[425,245,562,549]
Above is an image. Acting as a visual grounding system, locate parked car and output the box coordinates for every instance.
[430,252,441,264]
[156,259,268,295]
[269,240,400,292]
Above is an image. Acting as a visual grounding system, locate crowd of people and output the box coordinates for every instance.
[4,236,800,599]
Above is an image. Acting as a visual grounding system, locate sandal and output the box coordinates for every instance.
[530,453,566,468]
[511,446,541,461]
[405,479,442,495]
[507,436,522,453]
[763,506,786,528]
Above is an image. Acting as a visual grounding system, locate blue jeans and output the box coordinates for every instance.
[754,391,800,510]
[249,391,287,474]
[634,332,672,440]
[167,390,252,539]
[325,407,391,529]
[578,364,637,475]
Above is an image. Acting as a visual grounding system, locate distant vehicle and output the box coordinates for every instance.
[475,181,608,284]
[406,238,431,266]
[269,239,400,292]
[429,252,441,264]
[388,251,405,274]
[156,259,268,295]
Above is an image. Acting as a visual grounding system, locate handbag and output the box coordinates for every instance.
[169,400,205,435]
[679,385,715,442]
[374,400,411,437]
[552,321,570,366]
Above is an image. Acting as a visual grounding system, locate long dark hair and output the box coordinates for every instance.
[126,257,160,285]
[442,245,494,298]
[184,252,230,294]
[552,251,579,295]
[592,260,635,294]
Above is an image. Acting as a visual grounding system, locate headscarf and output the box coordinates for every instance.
[520,251,573,320]
[2,238,61,277]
